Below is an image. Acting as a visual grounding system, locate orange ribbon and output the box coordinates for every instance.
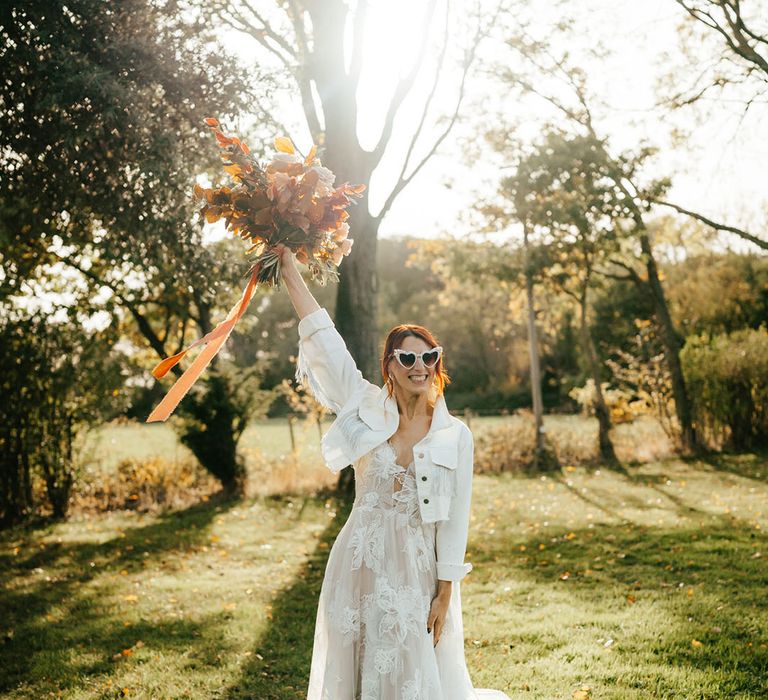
[146,267,260,423]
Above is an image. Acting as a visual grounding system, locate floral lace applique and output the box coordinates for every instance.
[373,577,429,645]
[348,514,385,573]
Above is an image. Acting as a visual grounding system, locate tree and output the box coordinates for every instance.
[0,0,266,493]
[493,33,701,454]
[208,0,504,379]
[502,131,629,464]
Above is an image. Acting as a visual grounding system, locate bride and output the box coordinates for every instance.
[279,246,511,700]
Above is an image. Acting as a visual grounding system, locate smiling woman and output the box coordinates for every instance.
[277,245,512,699]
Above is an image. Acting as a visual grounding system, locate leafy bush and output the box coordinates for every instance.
[0,311,126,525]
[605,320,680,445]
[681,327,768,449]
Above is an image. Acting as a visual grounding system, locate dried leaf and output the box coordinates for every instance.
[274,136,295,154]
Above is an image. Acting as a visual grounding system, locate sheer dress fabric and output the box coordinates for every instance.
[306,440,511,700]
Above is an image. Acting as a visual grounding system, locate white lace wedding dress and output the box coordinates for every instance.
[306,440,511,699]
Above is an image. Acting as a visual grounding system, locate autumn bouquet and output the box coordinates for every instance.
[146,118,365,423]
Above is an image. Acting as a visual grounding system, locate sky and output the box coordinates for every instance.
[218,0,767,247]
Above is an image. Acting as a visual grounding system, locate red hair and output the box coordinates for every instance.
[381,324,450,398]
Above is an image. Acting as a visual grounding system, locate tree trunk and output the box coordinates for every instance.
[578,293,618,464]
[335,195,380,381]
[637,229,699,454]
[333,196,379,498]
[168,296,249,497]
[523,224,549,467]
[177,372,247,497]
[605,162,700,455]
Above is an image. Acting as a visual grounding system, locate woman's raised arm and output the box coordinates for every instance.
[278,245,368,413]
[278,245,321,320]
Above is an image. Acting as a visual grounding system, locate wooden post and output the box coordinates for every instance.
[463,407,472,430]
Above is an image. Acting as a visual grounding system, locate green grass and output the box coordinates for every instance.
[1,454,767,698]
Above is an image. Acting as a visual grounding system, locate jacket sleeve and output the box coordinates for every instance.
[295,307,369,414]
[435,424,474,581]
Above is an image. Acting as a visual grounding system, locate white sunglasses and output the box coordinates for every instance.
[392,347,443,369]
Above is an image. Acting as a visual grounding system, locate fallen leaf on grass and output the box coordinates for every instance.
[573,686,592,699]
[691,639,703,648]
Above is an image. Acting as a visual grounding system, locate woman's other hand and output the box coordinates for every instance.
[427,590,451,646]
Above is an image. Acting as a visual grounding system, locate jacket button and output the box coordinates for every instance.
[418,452,424,459]
[421,476,427,481]
[423,498,429,504]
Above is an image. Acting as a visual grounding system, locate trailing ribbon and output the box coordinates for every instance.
[146,266,260,423]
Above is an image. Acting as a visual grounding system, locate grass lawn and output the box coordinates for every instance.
[1,453,767,698]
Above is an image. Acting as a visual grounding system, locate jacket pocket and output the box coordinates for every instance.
[429,445,457,496]
[429,445,457,469]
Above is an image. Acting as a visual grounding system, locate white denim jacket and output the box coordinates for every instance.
[296,307,474,581]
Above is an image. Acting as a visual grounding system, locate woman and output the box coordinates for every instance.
[279,246,511,700]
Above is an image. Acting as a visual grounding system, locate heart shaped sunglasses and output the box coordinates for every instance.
[392,346,443,370]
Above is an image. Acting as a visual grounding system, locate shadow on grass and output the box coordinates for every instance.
[0,492,241,695]
[470,510,768,698]
[220,495,353,700]
[691,449,768,483]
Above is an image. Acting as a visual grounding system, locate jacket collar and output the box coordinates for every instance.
[359,384,453,435]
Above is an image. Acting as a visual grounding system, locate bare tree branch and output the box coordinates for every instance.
[375,4,493,221]
[373,3,450,181]
[676,0,768,78]
[652,199,768,250]
[367,0,439,167]
[284,0,323,140]
[240,0,297,59]
[218,7,295,69]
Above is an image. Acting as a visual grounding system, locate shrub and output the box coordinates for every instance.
[681,327,768,449]
[73,458,218,513]
[568,379,642,424]
[0,311,126,526]
[473,411,673,472]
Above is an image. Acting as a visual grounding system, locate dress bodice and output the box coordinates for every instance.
[353,441,422,528]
